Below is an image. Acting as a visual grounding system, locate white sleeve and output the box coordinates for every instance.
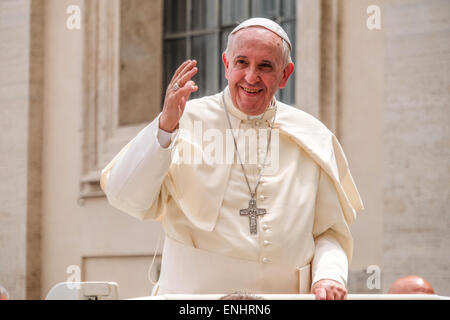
[312,234,349,286]
[103,114,178,220]
[157,126,178,149]
[311,169,353,287]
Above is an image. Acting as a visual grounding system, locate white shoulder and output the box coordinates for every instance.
[182,92,223,123]
[276,101,332,135]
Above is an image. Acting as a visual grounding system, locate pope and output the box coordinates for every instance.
[101,18,364,300]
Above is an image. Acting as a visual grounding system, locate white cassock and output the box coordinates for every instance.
[100,87,364,295]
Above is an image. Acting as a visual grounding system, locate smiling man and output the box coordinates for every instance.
[222,25,294,116]
[101,18,364,300]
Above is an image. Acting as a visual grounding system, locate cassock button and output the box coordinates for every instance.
[259,195,265,201]
[262,224,270,231]
[255,120,261,126]
[263,240,272,246]
[262,258,271,264]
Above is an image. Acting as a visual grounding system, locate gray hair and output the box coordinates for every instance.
[224,28,293,68]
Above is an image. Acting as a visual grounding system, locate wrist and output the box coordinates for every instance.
[159,113,178,133]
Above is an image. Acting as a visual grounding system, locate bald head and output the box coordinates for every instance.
[0,285,9,300]
[219,291,264,300]
[388,276,435,294]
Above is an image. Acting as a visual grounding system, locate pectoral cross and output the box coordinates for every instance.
[240,198,267,235]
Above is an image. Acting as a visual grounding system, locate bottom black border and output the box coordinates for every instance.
[1,300,447,318]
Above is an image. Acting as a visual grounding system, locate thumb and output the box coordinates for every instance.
[314,287,327,300]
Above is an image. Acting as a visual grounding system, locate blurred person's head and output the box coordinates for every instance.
[388,275,435,294]
[0,285,9,300]
[219,291,264,300]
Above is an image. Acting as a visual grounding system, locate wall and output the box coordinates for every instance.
[0,0,44,299]
[338,0,384,292]
[41,0,164,299]
[296,0,385,293]
[2,0,448,299]
[0,0,31,300]
[382,0,450,294]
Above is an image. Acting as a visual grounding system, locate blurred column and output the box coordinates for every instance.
[0,0,44,299]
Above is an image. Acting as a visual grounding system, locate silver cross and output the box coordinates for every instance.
[240,198,267,235]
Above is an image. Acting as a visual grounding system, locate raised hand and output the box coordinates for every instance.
[159,60,199,132]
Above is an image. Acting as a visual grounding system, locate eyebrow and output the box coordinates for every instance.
[234,56,274,64]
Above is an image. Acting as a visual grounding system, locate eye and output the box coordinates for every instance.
[236,59,247,65]
[260,63,272,69]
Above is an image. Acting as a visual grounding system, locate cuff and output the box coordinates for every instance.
[312,234,349,287]
[156,114,179,149]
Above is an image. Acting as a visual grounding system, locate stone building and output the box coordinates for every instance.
[0,0,448,299]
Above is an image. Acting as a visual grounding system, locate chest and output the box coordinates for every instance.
[218,132,321,236]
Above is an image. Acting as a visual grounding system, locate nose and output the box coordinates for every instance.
[244,67,260,85]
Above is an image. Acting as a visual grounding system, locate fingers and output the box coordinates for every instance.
[328,290,337,300]
[338,287,347,300]
[174,81,198,112]
[174,80,198,97]
[171,60,193,84]
[160,60,199,132]
[178,65,198,88]
[312,280,347,300]
[170,60,197,88]
[165,63,198,107]
[314,287,327,300]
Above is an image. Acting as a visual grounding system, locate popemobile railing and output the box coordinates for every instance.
[45,282,450,300]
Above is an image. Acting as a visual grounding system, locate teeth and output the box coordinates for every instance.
[243,87,259,93]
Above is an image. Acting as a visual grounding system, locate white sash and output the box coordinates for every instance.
[152,237,311,296]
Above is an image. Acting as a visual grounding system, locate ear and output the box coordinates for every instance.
[279,62,295,89]
[222,52,230,80]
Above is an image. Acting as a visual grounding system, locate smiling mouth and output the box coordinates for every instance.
[241,87,262,94]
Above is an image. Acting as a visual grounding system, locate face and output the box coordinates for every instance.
[222,27,294,115]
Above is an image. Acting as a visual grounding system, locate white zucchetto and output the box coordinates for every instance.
[230,17,292,51]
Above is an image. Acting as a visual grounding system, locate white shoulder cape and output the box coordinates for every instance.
[167,91,364,232]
